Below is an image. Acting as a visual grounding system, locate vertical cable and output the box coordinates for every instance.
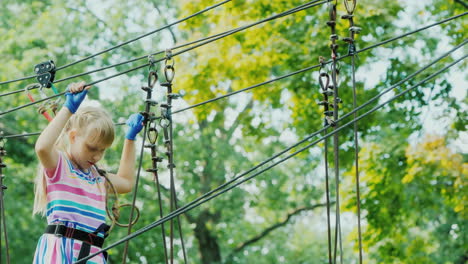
[145,68,170,264]
[326,2,344,263]
[0,135,11,264]
[342,1,363,261]
[121,68,157,263]
[351,53,363,264]
[318,69,334,264]
[160,52,188,264]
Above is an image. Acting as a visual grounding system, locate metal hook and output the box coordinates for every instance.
[164,64,175,83]
[25,83,40,102]
[159,117,171,129]
[148,71,158,89]
[344,0,357,15]
[319,73,330,92]
[164,48,175,83]
[147,121,159,145]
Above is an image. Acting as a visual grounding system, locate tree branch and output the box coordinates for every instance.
[150,0,178,44]
[225,98,254,139]
[67,5,137,57]
[454,0,468,8]
[226,202,334,260]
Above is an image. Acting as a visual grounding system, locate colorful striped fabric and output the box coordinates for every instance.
[33,152,108,264]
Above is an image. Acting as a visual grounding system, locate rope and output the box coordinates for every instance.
[4,39,467,144]
[0,136,10,264]
[172,17,466,115]
[145,119,169,264]
[54,0,327,84]
[50,0,329,85]
[0,11,464,117]
[119,122,148,264]
[324,2,344,262]
[159,54,188,264]
[0,0,232,87]
[0,0,328,115]
[318,67,334,264]
[77,53,467,262]
[120,69,156,264]
[0,0,325,97]
[341,0,364,261]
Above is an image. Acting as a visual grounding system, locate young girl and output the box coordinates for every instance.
[33,81,144,263]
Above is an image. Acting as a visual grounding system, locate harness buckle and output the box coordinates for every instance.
[54,223,65,237]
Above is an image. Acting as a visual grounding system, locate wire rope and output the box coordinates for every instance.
[76,52,467,263]
[4,39,467,140]
[0,10,464,108]
[0,0,325,96]
[0,0,232,87]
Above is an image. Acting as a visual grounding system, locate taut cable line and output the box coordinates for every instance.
[171,18,467,114]
[325,2,344,262]
[54,0,327,84]
[4,39,467,140]
[318,65,334,264]
[0,135,11,264]
[76,51,467,263]
[0,11,464,112]
[0,0,330,116]
[341,0,364,261]
[0,0,232,87]
[119,69,157,264]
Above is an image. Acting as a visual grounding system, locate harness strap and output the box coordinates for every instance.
[44,224,107,247]
[76,224,110,264]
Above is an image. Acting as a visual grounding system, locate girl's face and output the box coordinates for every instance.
[68,130,111,170]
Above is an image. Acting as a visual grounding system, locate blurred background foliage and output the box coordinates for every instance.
[0,0,466,263]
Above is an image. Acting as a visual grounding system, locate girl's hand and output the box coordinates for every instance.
[125,113,145,140]
[64,81,91,114]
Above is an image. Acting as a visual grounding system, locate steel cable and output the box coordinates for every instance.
[76,51,467,263]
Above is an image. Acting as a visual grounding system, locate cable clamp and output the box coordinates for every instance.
[329,34,339,41]
[347,42,356,55]
[148,55,156,70]
[341,14,354,20]
[349,26,362,33]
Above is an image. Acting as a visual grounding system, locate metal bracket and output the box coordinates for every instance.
[34,60,56,88]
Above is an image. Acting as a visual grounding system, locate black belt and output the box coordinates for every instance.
[45,224,106,248]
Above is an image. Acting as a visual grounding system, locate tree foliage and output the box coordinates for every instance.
[0,0,466,263]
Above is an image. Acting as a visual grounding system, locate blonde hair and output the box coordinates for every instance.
[33,106,115,215]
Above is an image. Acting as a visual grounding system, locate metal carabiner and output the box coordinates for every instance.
[164,64,175,83]
[147,121,159,145]
[319,72,330,93]
[159,116,171,129]
[148,71,158,89]
[164,49,175,83]
[25,84,53,122]
[344,0,357,15]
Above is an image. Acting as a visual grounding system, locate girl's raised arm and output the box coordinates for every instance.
[35,82,89,170]
[107,113,144,193]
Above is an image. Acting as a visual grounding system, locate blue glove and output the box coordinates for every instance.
[126,113,144,140]
[64,90,88,114]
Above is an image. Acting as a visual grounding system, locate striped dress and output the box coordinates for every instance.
[33,152,108,264]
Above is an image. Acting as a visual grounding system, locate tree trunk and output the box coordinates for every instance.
[194,210,222,264]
